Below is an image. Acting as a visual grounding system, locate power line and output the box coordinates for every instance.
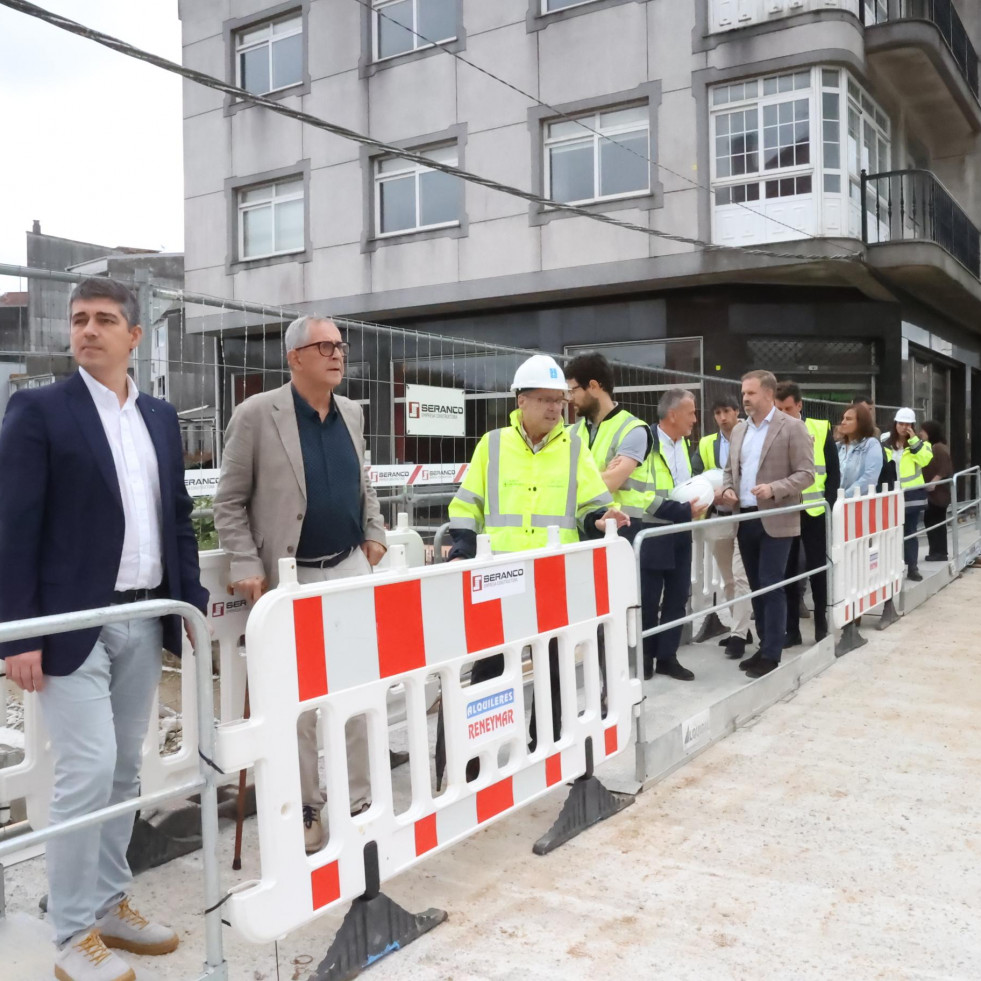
[0,0,859,265]
[358,0,854,252]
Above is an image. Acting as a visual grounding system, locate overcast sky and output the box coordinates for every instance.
[0,1,183,293]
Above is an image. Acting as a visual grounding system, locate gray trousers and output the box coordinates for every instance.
[296,549,372,813]
[37,617,163,944]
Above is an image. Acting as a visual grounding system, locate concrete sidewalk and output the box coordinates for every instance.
[4,568,980,980]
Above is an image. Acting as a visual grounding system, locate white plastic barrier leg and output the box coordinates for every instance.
[375,513,427,570]
[215,533,641,944]
[831,486,905,629]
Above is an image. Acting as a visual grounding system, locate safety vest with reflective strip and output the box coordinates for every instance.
[885,437,933,493]
[570,409,655,520]
[448,409,613,552]
[802,417,830,516]
[698,431,729,472]
[644,433,693,524]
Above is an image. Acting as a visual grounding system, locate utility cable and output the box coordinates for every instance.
[0,0,859,263]
[358,0,858,253]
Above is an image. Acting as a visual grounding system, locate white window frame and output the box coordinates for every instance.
[234,12,303,97]
[541,0,601,12]
[237,178,305,261]
[543,104,651,207]
[372,0,457,63]
[373,145,461,238]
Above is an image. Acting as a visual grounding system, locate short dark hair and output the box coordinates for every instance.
[712,395,740,412]
[69,277,139,329]
[742,369,777,393]
[920,419,946,444]
[842,402,875,443]
[775,381,803,403]
[852,394,874,407]
[564,353,614,396]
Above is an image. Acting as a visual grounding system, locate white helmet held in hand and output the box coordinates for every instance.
[511,354,568,392]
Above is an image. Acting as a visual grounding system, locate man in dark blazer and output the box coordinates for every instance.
[0,278,207,981]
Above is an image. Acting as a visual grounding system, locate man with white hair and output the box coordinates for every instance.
[214,315,386,853]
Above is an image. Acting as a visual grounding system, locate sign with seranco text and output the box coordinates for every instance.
[405,384,466,437]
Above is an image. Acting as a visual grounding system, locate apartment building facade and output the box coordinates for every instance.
[180,0,981,463]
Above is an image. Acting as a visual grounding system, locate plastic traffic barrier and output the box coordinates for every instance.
[830,485,905,629]
[214,529,641,944]
[375,513,427,570]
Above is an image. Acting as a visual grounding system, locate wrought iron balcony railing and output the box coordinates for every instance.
[861,1,980,101]
[861,168,981,278]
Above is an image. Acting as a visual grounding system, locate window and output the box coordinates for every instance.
[374,146,462,236]
[543,0,596,10]
[545,105,649,205]
[237,178,305,260]
[372,0,455,61]
[234,13,302,95]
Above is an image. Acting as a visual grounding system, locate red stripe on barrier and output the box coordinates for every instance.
[294,597,328,702]
[375,580,426,676]
[592,548,610,617]
[476,777,514,823]
[545,753,562,787]
[535,555,568,633]
[604,725,618,757]
[310,861,340,910]
[462,572,504,653]
[414,813,438,856]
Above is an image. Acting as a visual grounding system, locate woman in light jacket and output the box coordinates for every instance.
[837,402,883,497]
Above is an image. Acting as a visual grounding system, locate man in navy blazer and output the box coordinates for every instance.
[0,278,207,981]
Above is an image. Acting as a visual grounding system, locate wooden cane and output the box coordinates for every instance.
[231,682,250,871]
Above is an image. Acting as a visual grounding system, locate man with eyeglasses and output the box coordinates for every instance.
[447,354,628,762]
[214,315,386,853]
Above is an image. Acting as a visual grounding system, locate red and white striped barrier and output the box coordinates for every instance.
[214,529,640,944]
[830,486,905,628]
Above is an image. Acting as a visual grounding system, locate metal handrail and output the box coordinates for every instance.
[0,600,227,981]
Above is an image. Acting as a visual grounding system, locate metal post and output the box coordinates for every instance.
[950,474,960,568]
[823,500,834,640]
[861,170,869,245]
[134,274,154,394]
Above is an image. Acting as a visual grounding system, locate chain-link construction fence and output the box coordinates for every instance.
[1,263,902,540]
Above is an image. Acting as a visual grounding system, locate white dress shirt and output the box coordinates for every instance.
[657,426,692,486]
[717,431,731,469]
[80,368,163,590]
[738,406,776,508]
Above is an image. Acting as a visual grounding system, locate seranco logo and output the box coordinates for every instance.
[408,401,421,418]
[472,569,524,594]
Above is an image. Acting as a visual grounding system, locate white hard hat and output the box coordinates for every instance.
[894,407,916,424]
[701,468,725,492]
[511,354,568,392]
[669,476,714,509]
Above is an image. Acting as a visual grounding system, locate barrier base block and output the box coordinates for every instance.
[532,775,634,856]
[693,611,728,644]
[312,892,447,981]
[835,621,868,658]
[876,599,900,631]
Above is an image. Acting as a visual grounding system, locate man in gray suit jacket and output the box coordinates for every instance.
[721,370,814,679]
[214,315,386,853]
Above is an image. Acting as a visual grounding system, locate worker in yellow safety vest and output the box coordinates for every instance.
[446,354,628,770]
[883,407,933,581]
[774,382,840,644]
[692,394,754,659]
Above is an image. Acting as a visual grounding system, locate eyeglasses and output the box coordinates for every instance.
[293,340,350,358]
[523,395,570,408]
[566,384,582,394]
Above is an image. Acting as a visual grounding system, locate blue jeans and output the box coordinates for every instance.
[37,617,163,944]
[737,518,793,663]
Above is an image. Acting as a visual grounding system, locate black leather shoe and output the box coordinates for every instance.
[643,660,654,681]
[739,652,763,672]
[655,660,695,681]
[924,553,948,562]
[693,612,728,643]
[907,567,923,582]
[724,634,747,659]
[783,631,804,648]
[745,659,779,679]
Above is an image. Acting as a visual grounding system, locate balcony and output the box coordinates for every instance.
[862,168,981,327]
[862,0,981,147]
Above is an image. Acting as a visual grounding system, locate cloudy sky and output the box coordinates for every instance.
[0,1,183,292]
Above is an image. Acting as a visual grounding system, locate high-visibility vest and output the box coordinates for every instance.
[885,437,933,494]
[448,409,613,552]
[698,431,732,472]
[570,409,655,520]
[802,417,830,516]
[649,433,692,494]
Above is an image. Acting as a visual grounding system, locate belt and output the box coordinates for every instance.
[741,506,759,513]
[296,547,357,570]
[111,585,166,605]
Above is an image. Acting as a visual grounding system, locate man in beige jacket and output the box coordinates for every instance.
[214,315,386,852]
[721,370,814,679]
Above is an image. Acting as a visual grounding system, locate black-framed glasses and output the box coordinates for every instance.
[294,340,350,358]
